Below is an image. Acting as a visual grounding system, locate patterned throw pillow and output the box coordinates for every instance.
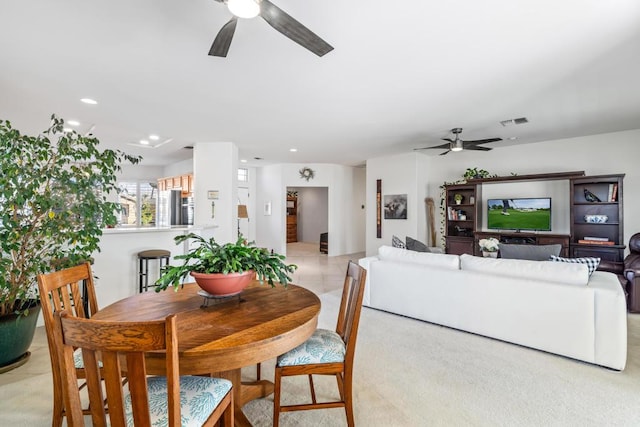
[391,235,406,249]
[549,255,601,276]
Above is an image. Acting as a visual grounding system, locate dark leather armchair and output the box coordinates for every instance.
[624,233,640,312]
[600,232,640,313]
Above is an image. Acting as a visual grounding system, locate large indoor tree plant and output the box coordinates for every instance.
[155,233,297,296]
[0,115,140,371]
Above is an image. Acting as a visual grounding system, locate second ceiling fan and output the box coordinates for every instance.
[415,128,502,156]
[209,0,334,58]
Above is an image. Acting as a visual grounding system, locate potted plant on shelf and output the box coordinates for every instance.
[479,238,500,258]
[454,193,464,205]
[0,116,140,372]
[155,233,298,297]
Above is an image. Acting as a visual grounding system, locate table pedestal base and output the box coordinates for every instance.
[216,368,275,427]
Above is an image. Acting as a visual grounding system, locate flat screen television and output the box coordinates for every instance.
[487,198,552,231]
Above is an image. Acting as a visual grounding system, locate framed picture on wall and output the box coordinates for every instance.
[383,194,407,219]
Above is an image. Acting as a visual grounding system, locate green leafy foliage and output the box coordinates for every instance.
[155,233,298,291]
[0,115,141,316]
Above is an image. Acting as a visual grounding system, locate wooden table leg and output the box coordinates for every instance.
[216,369,275,427]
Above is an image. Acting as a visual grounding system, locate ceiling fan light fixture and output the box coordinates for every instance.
[227,0,260,19]
[451,143,463,152]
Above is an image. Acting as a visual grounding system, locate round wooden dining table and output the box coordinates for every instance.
[92,281,321,427]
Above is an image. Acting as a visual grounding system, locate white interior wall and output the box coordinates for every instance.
[352,167,367,253]
[193,142,238,243]
[365,152,431,256]
[163,158,193,177]
[119,164,164,180]
[255,164,284,254]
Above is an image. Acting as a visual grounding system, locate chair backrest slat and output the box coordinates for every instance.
[335,261,366,365]
[54,310,180,426]
[37,262,100,426]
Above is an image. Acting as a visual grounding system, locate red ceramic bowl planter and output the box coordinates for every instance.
[190,270,254,297]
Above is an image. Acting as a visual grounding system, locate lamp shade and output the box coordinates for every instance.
[238,204,249,219]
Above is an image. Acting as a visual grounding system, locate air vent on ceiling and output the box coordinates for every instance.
[183,145,193,150]
[500,117,529,127]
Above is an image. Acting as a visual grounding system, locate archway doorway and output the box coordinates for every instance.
[286,186,328,255]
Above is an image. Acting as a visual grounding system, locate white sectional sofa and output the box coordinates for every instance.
[359,246,627,370]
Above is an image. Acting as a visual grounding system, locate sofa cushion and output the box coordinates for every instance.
[499,243,562,261]
[378,245,459,270]
[549,255,600,276]
[460,254,589,286]
[391,235,406,249]
[405,236,430,252]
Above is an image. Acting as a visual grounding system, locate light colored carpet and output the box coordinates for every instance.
[2,289,640,426]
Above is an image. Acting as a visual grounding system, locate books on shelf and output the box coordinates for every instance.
[447,207,467,221]
[583,236,609,241]
[578,239,615,245]
[607,183,618,202]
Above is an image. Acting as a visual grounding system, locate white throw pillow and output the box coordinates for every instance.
[460,254,589,286]
[378,245,460,270]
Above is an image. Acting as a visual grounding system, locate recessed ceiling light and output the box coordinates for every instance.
[63,128,73,133]
[508,136,518,141]
[140,139,149,145]
[67,120,80,126]
[240,159,247,163]
[149,134,160,141]
[80,98,98,105]
[289,148,297,152]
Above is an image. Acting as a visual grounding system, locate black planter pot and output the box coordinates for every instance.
[0,301,41,373]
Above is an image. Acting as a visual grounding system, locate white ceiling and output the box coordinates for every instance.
[1,0,639,167]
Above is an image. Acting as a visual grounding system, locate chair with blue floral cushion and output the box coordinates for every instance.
[273,261,366,427]
[53,310,233,427]
[37,262,102,427]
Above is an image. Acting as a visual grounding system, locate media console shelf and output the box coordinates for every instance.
[444,171,585,256]
[474,231,570,257]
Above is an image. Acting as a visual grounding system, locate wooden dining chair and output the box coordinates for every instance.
[53,310,234,427]
[273,260,367,427]
[37,262,101,427]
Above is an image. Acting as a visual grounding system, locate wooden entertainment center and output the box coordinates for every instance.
[444,171,626,261]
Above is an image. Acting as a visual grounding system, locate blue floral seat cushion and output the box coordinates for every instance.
[73,349,102,369]
[124,376,232,426]
[277,328,346,367]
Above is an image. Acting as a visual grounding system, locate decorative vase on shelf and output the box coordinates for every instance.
[482,251,498,258]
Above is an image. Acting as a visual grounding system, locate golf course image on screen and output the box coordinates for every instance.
[487,198,551,231]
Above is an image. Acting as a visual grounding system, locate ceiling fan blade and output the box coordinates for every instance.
[465,137,502,145]
[414,142,451,150]
[209,17,238,57]
[465,146,492,151]
[260,0,333,57]
[441,138,455,143]
[439,150,451,156]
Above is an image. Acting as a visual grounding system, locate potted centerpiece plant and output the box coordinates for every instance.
[155,233,297,296]
[0,116,140,372]
[479,237,500,258]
